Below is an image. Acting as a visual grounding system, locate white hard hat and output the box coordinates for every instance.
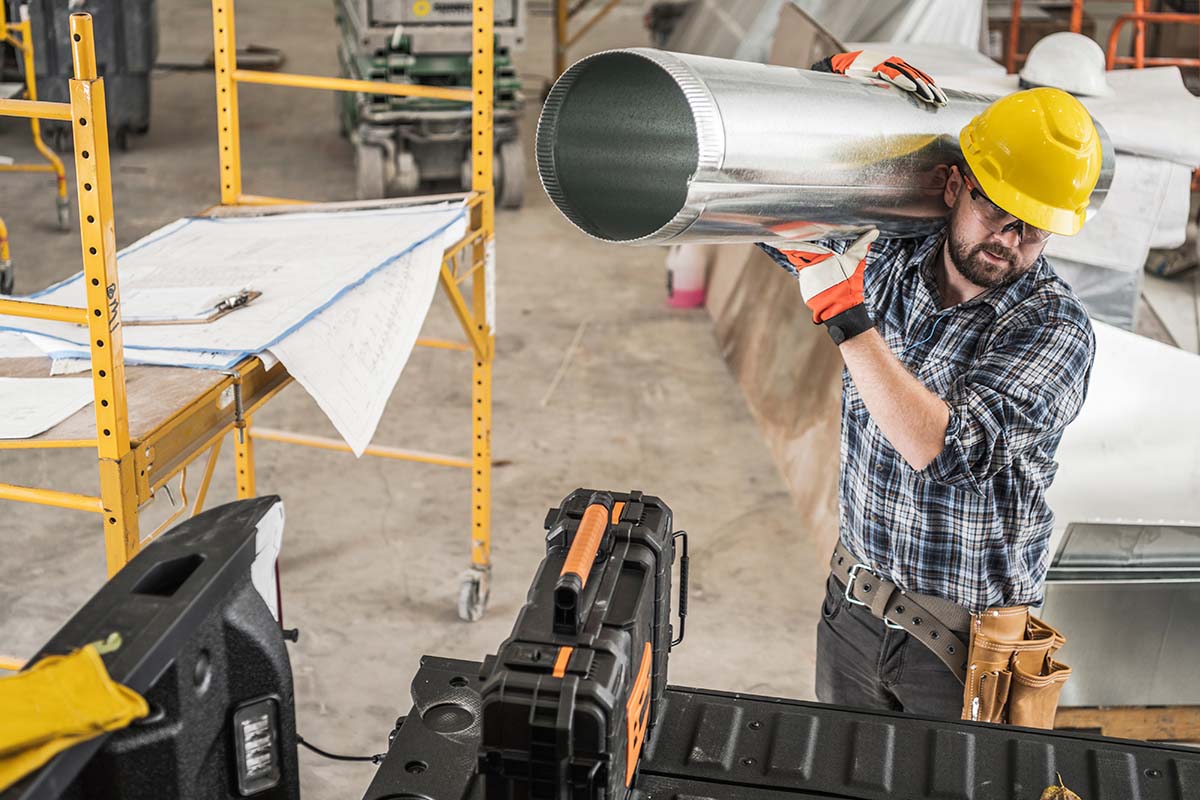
[1020,32,1113,97]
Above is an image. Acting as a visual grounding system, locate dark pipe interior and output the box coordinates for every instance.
[540,52,699,242]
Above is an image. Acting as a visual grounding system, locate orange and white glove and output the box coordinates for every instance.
[769,229,880,344]
[828,50,948,107]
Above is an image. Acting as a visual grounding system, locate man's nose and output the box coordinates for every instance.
[991,226,1021,249]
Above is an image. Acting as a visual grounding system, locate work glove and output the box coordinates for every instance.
[829,50,948,107]
[759,229,880,344]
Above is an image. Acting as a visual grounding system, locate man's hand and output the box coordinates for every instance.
[775,229,879,325]
[828,50,948,107]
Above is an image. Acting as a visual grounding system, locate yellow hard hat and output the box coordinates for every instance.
[959,87,1102,236]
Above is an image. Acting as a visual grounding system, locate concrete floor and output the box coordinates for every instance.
[0,2,828,797]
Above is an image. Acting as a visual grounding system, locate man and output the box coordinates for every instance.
[760,52,1101,719]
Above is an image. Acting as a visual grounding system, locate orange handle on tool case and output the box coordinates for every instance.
[554,493,614,634]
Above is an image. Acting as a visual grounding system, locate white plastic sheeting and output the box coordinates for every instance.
[794,0,986,50]
[665,0,986,64]
[1047,321,1200,529]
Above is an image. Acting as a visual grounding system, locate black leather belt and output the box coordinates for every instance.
[830,541,971,683]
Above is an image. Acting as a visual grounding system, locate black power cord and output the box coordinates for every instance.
[296,734,386,765]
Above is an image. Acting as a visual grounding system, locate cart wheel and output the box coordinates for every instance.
[334,91,351,139]
[355,143,388,200]
[50,126,70,154]
[56,198,70,231]
[457,566,490,623]
[0,262,14,296]
[395,150,420,196]
[460,154,473,192]
[496,139,525,210]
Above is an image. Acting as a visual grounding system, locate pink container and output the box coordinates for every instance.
[666,244,707,308]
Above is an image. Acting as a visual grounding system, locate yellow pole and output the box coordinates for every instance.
[69,13,140,576]
[0,98,72,121]
[0,482,104,513]
[234,416,256,498]
[470,0,495,570]
[191,438,223,517]
[16,18,69,212]
[212,0,243,204]
[0,297,89,324]
[251,427,474,468]
[232,69,473,102]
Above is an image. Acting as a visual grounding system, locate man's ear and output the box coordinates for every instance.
[943,164,963,209]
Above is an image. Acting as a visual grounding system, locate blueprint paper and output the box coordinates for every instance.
[19,329,249,371]
[49,358,91,375]
[0,331,50,360]
[0,377,94,438]
[0,201,466,450]
[119,285,248,324]
[269,217,465,456]
[0,203,466,359]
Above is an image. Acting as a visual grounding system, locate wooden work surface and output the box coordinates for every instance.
[1056,705,1200,742]
[0,357,230,445]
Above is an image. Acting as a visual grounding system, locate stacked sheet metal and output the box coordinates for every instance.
[1043,521,1200,707]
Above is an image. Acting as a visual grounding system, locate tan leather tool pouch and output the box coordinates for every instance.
[961,607,1070,729]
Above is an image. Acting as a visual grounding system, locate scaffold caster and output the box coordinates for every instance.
[355,142,388,201]
[457,565,490,622]
[56,198,70,231]
[496,139,525,210]
[394,150,420,196]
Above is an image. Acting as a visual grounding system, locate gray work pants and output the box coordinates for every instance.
[814,574,968,719]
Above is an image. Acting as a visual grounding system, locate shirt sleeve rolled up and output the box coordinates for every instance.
[920,319,1095,494]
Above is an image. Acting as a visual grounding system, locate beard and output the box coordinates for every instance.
[947,229,1024,289]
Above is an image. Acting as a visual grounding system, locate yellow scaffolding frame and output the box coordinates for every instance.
[0,0,497,622]
[0,3,71,295]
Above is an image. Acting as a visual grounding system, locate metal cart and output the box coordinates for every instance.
[335,0,526,208]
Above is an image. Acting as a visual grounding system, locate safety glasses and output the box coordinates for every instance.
[961,171,1052,245]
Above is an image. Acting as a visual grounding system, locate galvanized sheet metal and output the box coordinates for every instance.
[537,48,1115,246]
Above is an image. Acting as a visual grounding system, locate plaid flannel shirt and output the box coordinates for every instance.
[760,226,1095,612]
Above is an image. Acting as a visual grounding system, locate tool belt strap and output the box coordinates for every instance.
[829,541,970,683]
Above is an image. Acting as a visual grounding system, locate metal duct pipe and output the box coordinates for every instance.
[536,48,1114,246]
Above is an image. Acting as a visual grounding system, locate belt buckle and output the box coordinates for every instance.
[846,562,907,630]
[843,563,875,608]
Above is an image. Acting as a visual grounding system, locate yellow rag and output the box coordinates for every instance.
[0,644,147,791]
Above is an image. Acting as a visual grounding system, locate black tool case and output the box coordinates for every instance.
[1,496,298,800]
[477,489,681,800]
[18,0,158,149]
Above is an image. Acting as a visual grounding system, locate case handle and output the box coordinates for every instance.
[671,531,689,649]
[554,492,613,635]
